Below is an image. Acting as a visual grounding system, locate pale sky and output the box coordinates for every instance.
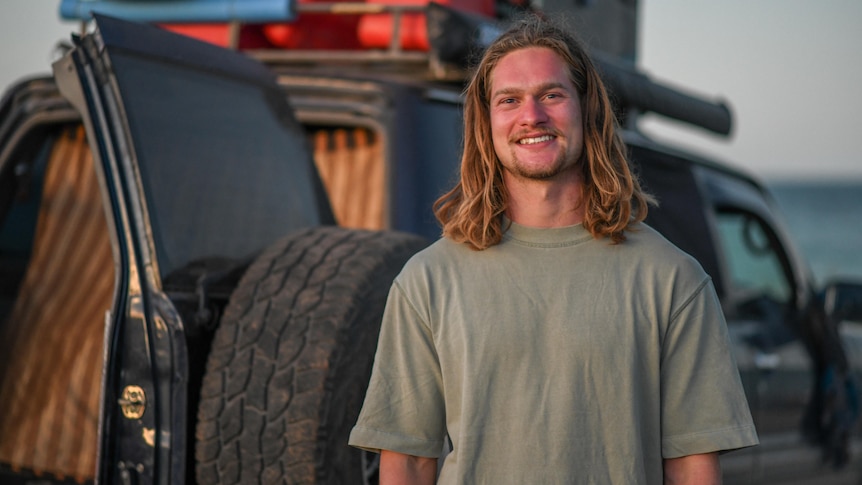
[638,0,862,180]
[2,1,860,181]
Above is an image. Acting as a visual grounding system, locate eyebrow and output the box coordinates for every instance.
[491,82,568,100]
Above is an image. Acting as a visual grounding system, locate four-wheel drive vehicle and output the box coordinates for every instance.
[2,3,862,485]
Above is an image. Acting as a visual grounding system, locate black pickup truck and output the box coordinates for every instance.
[1,3,861,485]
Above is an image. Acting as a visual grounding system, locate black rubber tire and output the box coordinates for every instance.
[195,226,428,485]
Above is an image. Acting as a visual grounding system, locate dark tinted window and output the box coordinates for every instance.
[109,53,326,278]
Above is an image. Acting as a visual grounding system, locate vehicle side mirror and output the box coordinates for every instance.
[823,280,862,324]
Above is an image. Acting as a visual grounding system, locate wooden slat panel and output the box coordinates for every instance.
[312,127,385,230]
[0,126,111,483]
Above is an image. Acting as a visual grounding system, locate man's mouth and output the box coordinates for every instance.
[517,135,555,145]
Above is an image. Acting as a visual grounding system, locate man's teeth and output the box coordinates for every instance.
[518,135,554,145]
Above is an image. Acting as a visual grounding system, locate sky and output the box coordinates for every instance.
[1,1,860,181]
[638,0,862,181]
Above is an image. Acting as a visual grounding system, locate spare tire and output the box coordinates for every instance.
[195,226,428,484]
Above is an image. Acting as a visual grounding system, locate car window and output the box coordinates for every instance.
[107,48,327,279]
[715,210,793,319]
[53,14,336,283]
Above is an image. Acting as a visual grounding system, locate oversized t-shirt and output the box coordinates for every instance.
[349,221,758,484]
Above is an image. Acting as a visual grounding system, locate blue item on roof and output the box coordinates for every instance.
[59,0,296,23]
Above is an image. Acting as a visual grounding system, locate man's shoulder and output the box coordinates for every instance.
[622,222,708,277]
[401,236,475,272]
[390,237,485,303]
[625,222,691,254]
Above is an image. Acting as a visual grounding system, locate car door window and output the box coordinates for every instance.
[715,209,802,361]
[65,15,334,282]
[716,211,792,315]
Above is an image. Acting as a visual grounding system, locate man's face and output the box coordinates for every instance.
[489,47,584,181]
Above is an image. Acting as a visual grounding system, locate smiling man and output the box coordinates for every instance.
[349,14,758,484]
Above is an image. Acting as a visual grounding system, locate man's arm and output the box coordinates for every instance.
[380,450,438,485]
[663,452,721,485]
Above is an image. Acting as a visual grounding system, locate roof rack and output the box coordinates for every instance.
[58,0,733,135]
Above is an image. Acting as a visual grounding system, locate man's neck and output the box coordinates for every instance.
[504,170,585,228]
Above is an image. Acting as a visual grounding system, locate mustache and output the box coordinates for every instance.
[509,129,561,143]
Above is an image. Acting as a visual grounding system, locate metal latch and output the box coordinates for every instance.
[119,385,146,419]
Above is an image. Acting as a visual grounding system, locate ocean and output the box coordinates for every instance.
[766,180,862,288]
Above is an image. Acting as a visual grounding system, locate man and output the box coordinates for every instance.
[349,15,758,484]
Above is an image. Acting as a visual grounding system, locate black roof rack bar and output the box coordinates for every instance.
[592,52,733,136]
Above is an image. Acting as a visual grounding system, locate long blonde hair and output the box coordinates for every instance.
[433,14,653,250]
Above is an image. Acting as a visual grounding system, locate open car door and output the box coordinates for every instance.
[51,14,332,484]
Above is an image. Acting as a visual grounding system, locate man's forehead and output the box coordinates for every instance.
[488,48,576,96]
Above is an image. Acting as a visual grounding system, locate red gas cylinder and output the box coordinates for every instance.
[163,0,495,51]
[357,0,493,50]
[262,0,364,50]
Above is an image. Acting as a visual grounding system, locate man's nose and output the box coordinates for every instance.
[520,98,549,125]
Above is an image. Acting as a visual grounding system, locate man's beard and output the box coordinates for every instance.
[504,149,580,181]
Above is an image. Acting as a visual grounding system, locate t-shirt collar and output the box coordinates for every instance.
[501,216,593,247]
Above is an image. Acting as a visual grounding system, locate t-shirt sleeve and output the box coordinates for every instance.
[348,280,447,457]
[660,277,759,458]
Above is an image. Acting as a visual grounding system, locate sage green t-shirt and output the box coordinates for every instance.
[349,222,758,484]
